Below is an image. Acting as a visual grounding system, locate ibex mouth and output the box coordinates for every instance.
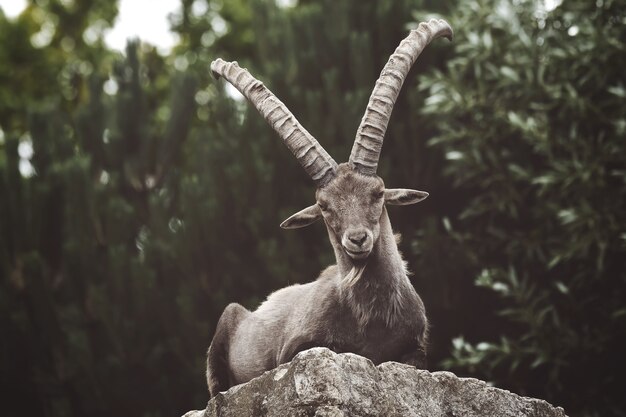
[343,247,371,260]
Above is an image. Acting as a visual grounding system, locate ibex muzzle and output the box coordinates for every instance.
[207,19,453,397]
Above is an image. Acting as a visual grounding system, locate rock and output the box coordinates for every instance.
[183,347,567,417]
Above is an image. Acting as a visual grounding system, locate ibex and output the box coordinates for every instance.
[207,19,453,397]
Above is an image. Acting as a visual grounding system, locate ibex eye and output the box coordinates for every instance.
[375,190,384,199]
[318,202,328,211]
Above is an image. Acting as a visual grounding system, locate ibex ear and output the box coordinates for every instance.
[384,189,429,206]
[280,204,322,229]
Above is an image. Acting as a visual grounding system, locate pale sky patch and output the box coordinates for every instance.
[104,0,181,54]
[0,0,181,54]
[0,0,27,19]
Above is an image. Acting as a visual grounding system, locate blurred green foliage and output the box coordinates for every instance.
[0,0,624,416]
[421,0,626,416]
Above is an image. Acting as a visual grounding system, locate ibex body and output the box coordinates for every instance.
[207,19,453,397]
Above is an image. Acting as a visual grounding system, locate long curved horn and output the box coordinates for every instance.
[211,59,338,186]
[349,19,453,176]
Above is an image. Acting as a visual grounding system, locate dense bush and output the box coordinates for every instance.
[419,0,626,415]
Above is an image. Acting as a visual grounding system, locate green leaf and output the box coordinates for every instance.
[500,66,520,82]
[507,111,526,129]
[555,281,569,294]
[607,85,626,98]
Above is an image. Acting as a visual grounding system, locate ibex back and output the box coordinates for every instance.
[207,19,453,397]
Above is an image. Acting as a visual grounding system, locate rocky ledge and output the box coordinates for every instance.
[183,347,567,417]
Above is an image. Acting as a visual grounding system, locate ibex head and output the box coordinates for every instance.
[280,164,428,261]
[211,19,452,263]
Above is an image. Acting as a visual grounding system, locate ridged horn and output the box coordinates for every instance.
[349,19,453,175]
[211,59,338,186]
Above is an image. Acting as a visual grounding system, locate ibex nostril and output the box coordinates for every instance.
[349,233,367,246]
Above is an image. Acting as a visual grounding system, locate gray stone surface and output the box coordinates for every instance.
[184,347,567,417]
